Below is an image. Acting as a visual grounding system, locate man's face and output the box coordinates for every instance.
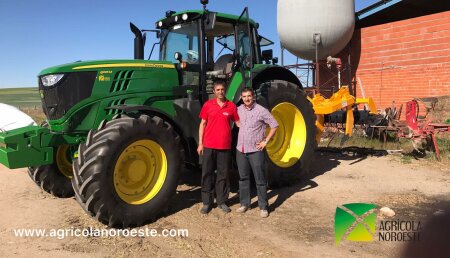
[241,91,254,106]
[214,84,226,100]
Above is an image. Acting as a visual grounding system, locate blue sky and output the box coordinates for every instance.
[0,0,378,88]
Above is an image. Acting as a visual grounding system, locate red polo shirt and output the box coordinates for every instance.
[199,99,239,150]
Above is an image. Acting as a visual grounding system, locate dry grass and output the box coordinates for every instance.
[19,107,46,125]
[431,96,450,123]
[319,128,450,167]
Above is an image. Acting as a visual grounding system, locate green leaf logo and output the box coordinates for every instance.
[335,203,377,245]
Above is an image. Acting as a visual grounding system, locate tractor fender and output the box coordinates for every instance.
[231,65,302,103]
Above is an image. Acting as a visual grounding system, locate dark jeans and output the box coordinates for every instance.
[201,148,231,206]
[236,150,268,210]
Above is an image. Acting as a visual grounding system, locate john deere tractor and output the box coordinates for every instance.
[0,2,316,227]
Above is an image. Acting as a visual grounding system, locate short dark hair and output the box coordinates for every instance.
[213,80,227,90]
[241,87,254,96]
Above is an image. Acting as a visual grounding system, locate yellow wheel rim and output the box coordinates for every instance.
[114,139,167,205]
[266,102,307,168]
[56,145,73,178]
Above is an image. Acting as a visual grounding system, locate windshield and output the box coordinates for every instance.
[217,34,235,51]
[160,22,199,64]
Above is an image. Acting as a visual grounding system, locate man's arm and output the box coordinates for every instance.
[256,107,279,151]
[256,127,278,151]
[197,119,207,155]
[232,105,240,128]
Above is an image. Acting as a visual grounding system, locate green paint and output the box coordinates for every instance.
[0,126,53,169]
[226,72,243,101]
[39,60,175,76]
[151,100,177,117]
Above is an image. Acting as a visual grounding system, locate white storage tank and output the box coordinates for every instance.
[0,103,37,132]
[277,0,355,61]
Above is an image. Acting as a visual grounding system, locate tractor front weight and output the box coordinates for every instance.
[0,126,55,169]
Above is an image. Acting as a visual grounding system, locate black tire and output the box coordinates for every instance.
[257,81,317,186]
[27,121,75,197]
[72,115,183,228]
[28,164,74,198]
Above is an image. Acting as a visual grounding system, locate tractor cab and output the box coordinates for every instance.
[154,7,275,102]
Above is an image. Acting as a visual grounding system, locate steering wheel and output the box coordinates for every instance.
[186,50,199,64]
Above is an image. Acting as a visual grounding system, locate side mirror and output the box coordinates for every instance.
[262,49,273,63]
[174,52,183,62]
[272,57,279,65]
[143,32,147,47]
[206,12,217,31]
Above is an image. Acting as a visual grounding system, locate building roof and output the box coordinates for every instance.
[357,0,450,28]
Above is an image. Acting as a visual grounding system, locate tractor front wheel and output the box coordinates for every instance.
[28,144,75,198]
[72,115,183,227]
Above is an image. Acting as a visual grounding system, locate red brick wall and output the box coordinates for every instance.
[319,11,450,112]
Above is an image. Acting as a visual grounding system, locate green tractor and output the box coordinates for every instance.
[0,3,316,227]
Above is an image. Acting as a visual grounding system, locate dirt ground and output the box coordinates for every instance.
[0,151,449,258]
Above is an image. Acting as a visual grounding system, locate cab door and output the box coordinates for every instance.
[236,7,253,87]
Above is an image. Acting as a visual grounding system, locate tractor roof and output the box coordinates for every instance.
[156,10,258,28]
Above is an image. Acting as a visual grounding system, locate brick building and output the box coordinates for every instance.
[318,0,450,112]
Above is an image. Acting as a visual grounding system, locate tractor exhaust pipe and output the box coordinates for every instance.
[130,23,144,60]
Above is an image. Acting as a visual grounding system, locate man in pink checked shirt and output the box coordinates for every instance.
[236,87,278,218]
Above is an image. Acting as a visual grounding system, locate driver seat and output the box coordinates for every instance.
[214,54,234,74]
[205,54,234,98]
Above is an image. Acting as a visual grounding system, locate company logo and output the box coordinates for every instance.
[335,203,422,245]
[98,75,110,82]
[334,203,377,245]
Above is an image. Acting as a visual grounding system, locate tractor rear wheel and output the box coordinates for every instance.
[257,81,317,186]
[28,144,75,197]
[72,115,183,227]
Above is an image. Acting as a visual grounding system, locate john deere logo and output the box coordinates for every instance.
[335,203,377,245]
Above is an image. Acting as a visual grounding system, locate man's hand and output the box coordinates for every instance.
[198,119,206,156]
[197,144,204,156]
[257,127,277,151]
[256,141,267,151]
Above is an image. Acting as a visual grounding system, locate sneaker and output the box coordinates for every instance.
[236,206,248,213]
[260,210,269,218]
[200,205,211,214]
[218,204,231,213]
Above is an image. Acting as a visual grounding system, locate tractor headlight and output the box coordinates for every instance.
[182,14,188,21]
[41,74,64,87]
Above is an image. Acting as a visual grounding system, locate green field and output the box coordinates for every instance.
[0,87,41,108]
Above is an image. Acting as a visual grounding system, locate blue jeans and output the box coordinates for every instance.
[236,150,268,210]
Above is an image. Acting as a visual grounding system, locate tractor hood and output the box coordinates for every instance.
[36,59,180,128]
[38,60,176,76]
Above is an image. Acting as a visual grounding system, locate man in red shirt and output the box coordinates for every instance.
[197,81,240,214]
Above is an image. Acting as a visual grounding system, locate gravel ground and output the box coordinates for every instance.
[0,151,449,258]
